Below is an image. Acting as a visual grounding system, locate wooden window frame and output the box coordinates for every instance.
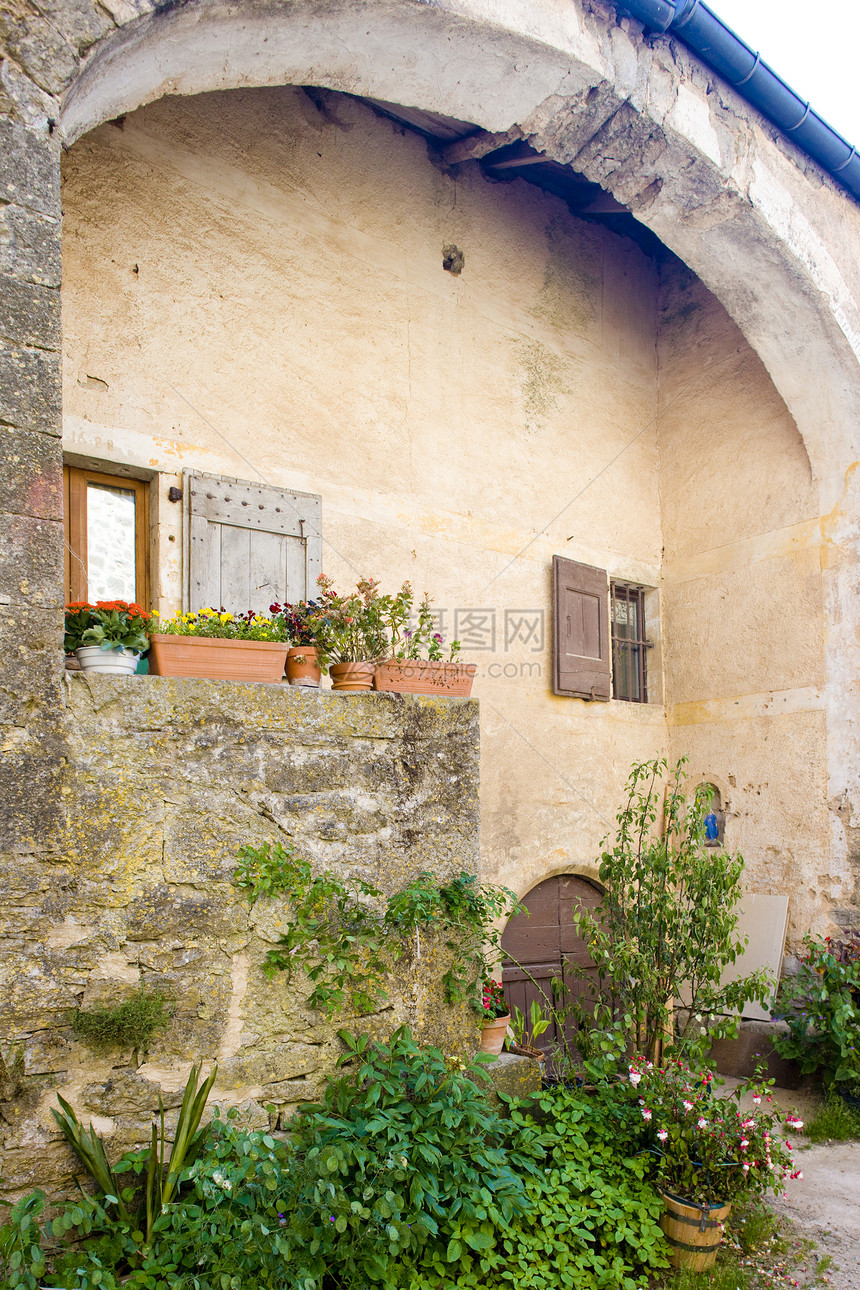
[610,582,649,704]
[64,465,150,608]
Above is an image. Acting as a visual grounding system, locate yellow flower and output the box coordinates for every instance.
[220,612,233,623]
[201,606,216,618]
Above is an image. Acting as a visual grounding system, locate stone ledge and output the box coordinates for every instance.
[67,672,479,739]
[708,1018,803,1087]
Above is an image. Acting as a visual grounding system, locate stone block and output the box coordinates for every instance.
[0,203,62,286]
[0,271,60,349]
[0,56,57,130]
[0,12,79,96]
[0,512,64,603]
[23,0,115,56]
[480,1052,542,1105]
[0,118,60,217]
[0,343,61,433]
[0,427,63,519]
[708,1018,804,1087]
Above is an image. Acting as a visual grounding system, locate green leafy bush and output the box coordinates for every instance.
[771,929,860,1093]
[438,1082,669,1290]
[283,1026,533,1287]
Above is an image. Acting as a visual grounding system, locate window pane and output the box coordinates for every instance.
[87,482,137,601]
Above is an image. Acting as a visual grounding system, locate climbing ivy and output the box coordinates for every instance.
[233,842,519,1017]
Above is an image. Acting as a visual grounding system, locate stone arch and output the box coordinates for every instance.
[2,0,858,895]
[50,0,860,500]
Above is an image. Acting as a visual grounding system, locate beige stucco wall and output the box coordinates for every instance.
[61,86,669,898]
[61,85,832,933]
[658,265,835,937]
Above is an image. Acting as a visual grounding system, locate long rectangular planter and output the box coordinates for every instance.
[148,633,288,683]
[373,659,477,697]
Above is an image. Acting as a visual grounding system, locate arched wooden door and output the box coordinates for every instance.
[501,874,604,1067]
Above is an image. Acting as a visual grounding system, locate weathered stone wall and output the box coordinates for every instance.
[0,676,479,1198]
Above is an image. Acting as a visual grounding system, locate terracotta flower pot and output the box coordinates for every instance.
[479,1013,511,1056]
[285,645,321,687]
[373,659,477,697]
[329,661,375,692]
[148,634,288,683]
[659,1189,731,1271]
[75,645,140,676]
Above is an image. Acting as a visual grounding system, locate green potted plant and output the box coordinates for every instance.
[507,999,550,1060]
[635,1058,800,1270]
[147,607,289,683]
[771,927,860,1104]
[64,600,150,675]
[270,598,331,687]
[372,586,476,697]
[475,978,511,1056]
[315,574,388,691]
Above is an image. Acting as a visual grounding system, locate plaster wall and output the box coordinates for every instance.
[657,264,836,936]
[61,86,669,897]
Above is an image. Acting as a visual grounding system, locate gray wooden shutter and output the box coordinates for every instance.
[184,472,322,614]
[553,555,610,700]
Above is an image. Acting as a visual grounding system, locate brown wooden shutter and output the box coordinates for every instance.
[553,555,610,700]
[185,472,322,614]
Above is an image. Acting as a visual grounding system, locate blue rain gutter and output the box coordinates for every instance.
[616,0,860,204]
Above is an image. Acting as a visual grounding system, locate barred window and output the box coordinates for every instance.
[610,583,648,703]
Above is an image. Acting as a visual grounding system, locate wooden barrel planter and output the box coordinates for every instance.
[659,1190,731,1271]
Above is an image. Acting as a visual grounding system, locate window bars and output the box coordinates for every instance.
[610,583,649,703]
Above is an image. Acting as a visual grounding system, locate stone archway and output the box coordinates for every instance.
[2,0,859,949]
[50,0,860,495]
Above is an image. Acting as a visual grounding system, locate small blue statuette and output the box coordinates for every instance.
[704,812,719,841]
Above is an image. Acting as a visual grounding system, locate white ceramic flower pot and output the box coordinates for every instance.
[75,645,140,676]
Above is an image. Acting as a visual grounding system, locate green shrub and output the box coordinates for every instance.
[284,1026,533,1287]
[771,929,860,1093]
[437,1082,669,1290]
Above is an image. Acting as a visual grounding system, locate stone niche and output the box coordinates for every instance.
[0,676,480,1198]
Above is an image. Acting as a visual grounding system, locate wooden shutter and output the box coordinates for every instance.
[185,472,322,613]
[553,555,610,700]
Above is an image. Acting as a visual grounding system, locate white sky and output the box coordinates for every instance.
[711,0,860,145]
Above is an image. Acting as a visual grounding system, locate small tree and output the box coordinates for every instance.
[573,757,771,1062]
